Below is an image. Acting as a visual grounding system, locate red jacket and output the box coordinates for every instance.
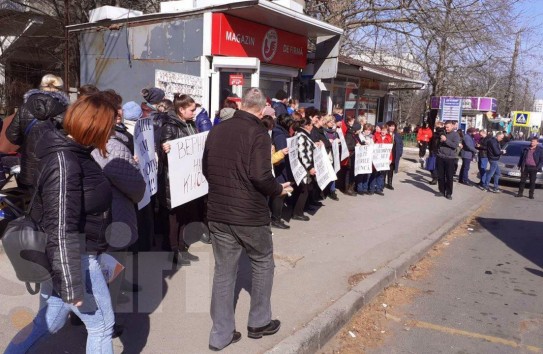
[417,127,433,143]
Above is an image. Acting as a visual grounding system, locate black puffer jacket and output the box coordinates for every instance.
[6,89,69,187]
[203,109,283,226]
[158,110,198,209]
[32,125,112,303]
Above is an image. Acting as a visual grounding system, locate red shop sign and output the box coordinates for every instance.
[229,74,244,86]
[211,13,308,69]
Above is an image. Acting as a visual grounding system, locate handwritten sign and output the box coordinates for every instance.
[134,118,158,209]
[355,145,373,175]
[314,145,337,190]
[332,139,341,173]
[155,69,203,103]
[287,136,307,186]
[336,129,350,161]
[372,143,393,171]
[167,132,209,208]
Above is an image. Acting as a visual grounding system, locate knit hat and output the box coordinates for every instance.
[122,101,143,121]
[275,89,288,101]
[141,87,165,104]
[263,106,276,118]
[219,108,236,121]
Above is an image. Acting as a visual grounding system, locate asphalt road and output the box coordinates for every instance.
[368,183,543,354]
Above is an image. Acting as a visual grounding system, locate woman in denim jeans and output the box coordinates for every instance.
[5,93,116,353]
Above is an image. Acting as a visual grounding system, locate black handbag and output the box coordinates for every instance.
[1,178,52,295]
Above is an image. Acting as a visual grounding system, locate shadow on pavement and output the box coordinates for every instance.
[401,171,436,194]
[477,217,543,274]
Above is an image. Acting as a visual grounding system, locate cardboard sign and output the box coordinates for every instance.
[314,145,337,190]
[336,129,350,161]
[167,132,209,208]
[332,139,341,173]
[287,136,307,186]
[355,144,373,175]
[134,118,158,209]
[372,144,393,171]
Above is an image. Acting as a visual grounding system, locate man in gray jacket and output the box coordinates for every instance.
[459,128,478,186]
[436,120,461,199]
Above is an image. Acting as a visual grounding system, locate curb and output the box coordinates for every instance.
[265,199,488,354]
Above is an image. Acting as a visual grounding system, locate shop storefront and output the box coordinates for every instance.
[68,1,343,116]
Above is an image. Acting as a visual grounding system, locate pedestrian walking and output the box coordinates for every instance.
[515,136,543,199]
[416,122,433,168]
[203,87,292,351]
[436,120,461,199]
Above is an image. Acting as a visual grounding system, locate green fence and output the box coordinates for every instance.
[401,133,417,147]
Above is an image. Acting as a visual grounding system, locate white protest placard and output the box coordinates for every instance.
[287,136,307,186]
[155,69,203,103]
[314,145,337,191]
[134,118,158,209]
[355,144,373,175]
[372,143,393,171]
[332,139,341,173]
[167,131,209,208]
[336,129,350,161]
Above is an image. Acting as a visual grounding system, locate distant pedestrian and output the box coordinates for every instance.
[416,122,433,167]
[271,89,289,117]
[476,130,490,186]
[459,128,478,186]
[385,121,403,190]
[482,131,505,193]
[203,87,292,351]
[515,136,543,199]
[436,120,460,199]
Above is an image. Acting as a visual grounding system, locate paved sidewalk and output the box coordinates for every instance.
[0,152,491,353]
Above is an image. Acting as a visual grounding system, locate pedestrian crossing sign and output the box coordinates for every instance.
[512,111,530,127]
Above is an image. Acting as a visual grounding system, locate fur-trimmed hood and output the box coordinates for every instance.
[22,89,69,121]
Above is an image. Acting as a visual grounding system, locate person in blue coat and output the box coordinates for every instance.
[459,128,478,185]
[385,121,404,190]
[194,104,212,132]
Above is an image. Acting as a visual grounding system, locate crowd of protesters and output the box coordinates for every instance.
[4,73,540,353]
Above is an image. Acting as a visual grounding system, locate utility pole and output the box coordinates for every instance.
[64,0,70,91]
[504,32,521,115]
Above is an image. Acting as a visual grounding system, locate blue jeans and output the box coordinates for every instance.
[369,171,384,192]
[356,174,371,192]
[329,181,336,193]
[459,158,472,183]
[483,160,501,189]
[478,157,488,184]
[5,254,114,354]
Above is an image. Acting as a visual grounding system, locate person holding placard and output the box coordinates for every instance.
[158,93,200,264]
[371,125,392,196]
[341,115,362,196]
[290,116,317,220]
[323,115,340,201]
[356,123,374,195]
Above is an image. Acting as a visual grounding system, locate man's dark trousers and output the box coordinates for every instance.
[519,165,538,197]
[208,221,274,350]
[437,156,456,196]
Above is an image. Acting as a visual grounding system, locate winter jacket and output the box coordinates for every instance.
[429,127,445,155]
[114,124,135,155]
[33,125,112,303]
[271,100,288,117]
[391,132,404,172]
[195,107,212,133]
[518,145,543,171]
[272,125,291,184]
[343,120,362,152]
[158,110,198,209]
[6,89,69,187]
[416,127,433,143]
[486,137,503,161]
[296,128,316,184]
[477,136,490,158]
[460,134,478,160]
[272,150,285,165]
[92,136,146,250]
[325,127,339,141]
[374,133,393,162]
[203,109,283,226]
[0,113,20,153]
[436,130,461,159]
[310,126,332,152]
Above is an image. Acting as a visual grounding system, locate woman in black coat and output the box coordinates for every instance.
[271,114,294,229]
[158,94,200,264]
[5,93,116,353]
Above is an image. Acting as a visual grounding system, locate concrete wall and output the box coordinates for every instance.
[79,15,204,104]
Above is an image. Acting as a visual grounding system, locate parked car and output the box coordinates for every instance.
[498,141,543,185]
